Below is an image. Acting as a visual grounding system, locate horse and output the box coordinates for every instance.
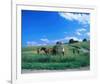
[37,41,65,56]
[40,47,56,55]
[37,47,57,55]
[37,47,49,55]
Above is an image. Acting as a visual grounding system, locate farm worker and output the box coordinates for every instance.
[56,41,64,56]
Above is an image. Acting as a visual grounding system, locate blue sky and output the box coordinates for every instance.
[22,10,90,47]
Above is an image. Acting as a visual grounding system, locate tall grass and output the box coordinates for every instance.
[22,53,90,70]
[22,41,90,70]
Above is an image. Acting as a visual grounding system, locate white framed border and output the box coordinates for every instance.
[11,2,97,84]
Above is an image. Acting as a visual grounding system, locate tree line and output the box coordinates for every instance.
[69,38,88,44]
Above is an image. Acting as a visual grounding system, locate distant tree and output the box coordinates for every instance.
[74,40,79,43]
[83,38,87,42]
[69,39,74,44]
[69,39,79,44]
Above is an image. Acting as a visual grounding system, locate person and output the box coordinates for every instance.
[55,41,64,56]
[62,47,65,56]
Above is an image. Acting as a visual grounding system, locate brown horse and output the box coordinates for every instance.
[37,42,65,56]
[37,47,49,54]
[37,47,56,55]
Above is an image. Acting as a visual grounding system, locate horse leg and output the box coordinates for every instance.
[62,52,64,56]
[37,49,40,54]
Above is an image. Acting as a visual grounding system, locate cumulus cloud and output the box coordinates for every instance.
[26,36,83,46]
[40,38,49,43]
[86,32,90,36]
[27,41,39,46]
[64,36,82,41]
[59,12,90,24]
[76,28,86,36]
[50,35,83,44]
[77,28,86,32]
[27,41,48,46]
[42,43,47,46]
[76,32,81,35]
[51,39,61,44]
[51,36,82,43]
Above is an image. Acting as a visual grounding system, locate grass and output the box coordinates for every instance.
[22,52,90,70]
[21,41,90,70]
[69,41,90,50]
[22,62,85,70]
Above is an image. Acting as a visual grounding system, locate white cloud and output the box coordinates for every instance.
[26,41,48,46]
[40,38,49,43]
[51,36,82,44]
[42,43,47,46]
[86,32,90,36]
[77,28,86,32]
[51,39,61,43]
[64,36,82,41]
[76,28,86,36]
[27,41,39,46]
[76,31,81,35]
[26,36,83,46]
[59,12,90,24]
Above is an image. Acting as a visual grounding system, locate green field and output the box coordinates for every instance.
[21,41,90,70]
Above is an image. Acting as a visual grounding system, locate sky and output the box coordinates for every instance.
[22,10,90,47]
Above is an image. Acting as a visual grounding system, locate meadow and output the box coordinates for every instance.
[21,41,90,70]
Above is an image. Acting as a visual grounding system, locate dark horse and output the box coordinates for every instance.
[40,47,49,54]
[37,47,57,55]
[37,41,65,56]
